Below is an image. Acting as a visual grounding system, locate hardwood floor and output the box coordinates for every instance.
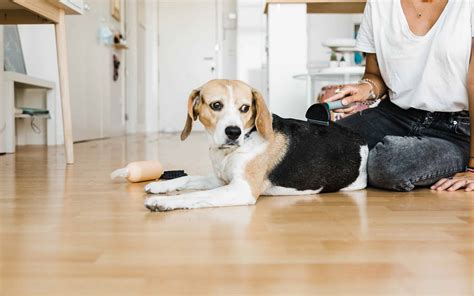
[1,133,473,295]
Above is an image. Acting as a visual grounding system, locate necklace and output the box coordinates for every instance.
[411,0,435,18]
[411,0,423,18]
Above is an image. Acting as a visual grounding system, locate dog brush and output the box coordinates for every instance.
[305,100,351,126]
[160,170,188,180]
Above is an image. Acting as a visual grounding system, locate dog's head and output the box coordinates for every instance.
[181,79,273,149]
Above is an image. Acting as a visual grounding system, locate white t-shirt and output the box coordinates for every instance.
[356,0,473,112]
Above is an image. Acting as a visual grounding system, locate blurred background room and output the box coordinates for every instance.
[0,0,365,156]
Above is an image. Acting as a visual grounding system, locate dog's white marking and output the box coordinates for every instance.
[226,84,234,102]
[340,145,368,191]
[145,175,224,194]
[262,186,323,196]
[210,132,267,183]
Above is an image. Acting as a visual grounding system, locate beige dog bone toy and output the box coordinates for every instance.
[111,160,164,183]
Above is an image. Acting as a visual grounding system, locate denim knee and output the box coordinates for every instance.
[367,137,415,191]
[368,135,468,191]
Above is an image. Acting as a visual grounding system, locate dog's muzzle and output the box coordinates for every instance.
[219,141,239,149]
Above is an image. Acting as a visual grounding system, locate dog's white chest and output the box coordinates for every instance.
[209,134,268,184]
[209,150,242,183]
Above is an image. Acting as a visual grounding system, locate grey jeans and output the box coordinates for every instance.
[337,99,471,191]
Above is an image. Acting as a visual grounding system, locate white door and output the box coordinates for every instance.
[107,51,127,138]
[136,2,147,133]
[158,0,218,132]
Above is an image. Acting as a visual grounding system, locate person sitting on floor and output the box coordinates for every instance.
[325,0,474,192]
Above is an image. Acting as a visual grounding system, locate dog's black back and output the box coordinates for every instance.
[268,114,367,193]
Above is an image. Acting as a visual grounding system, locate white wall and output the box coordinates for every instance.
[144,0,160,133]
[221,0,238,79]
[267,4,307,119]
[236,0,267,96]
[125,0,139,134]
[126,0,160,134]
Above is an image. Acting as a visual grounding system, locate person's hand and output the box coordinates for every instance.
[430,172,474,192]
[325,83,372,114]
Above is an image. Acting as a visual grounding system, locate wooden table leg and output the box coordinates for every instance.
[46,87,57,146]
[55,8,74,164]
[0,27,4,154]
[3,80,15,153]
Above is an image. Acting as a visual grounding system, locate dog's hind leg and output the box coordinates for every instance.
[144,180,256,212]
[144,175,224,194]
[340,145,368,192]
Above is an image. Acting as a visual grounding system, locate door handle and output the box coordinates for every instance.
[203,57,214,61]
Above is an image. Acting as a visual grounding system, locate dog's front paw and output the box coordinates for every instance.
[144,197,170,212]
[144,197,183,212]
[145,181,175,194]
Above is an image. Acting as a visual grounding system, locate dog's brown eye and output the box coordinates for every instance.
[240,105,250,113]
[210,101,223,111]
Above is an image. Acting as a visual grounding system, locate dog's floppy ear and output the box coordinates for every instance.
[252,89,274,141]
[181,89,201,141]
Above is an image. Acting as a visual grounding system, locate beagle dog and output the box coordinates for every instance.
[144,80,368,212]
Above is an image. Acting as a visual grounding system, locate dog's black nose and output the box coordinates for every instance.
[225,126,241,140]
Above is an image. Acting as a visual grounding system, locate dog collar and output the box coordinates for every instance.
[244,126,257,139]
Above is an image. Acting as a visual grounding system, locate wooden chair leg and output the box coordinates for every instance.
[55,8,74,164]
